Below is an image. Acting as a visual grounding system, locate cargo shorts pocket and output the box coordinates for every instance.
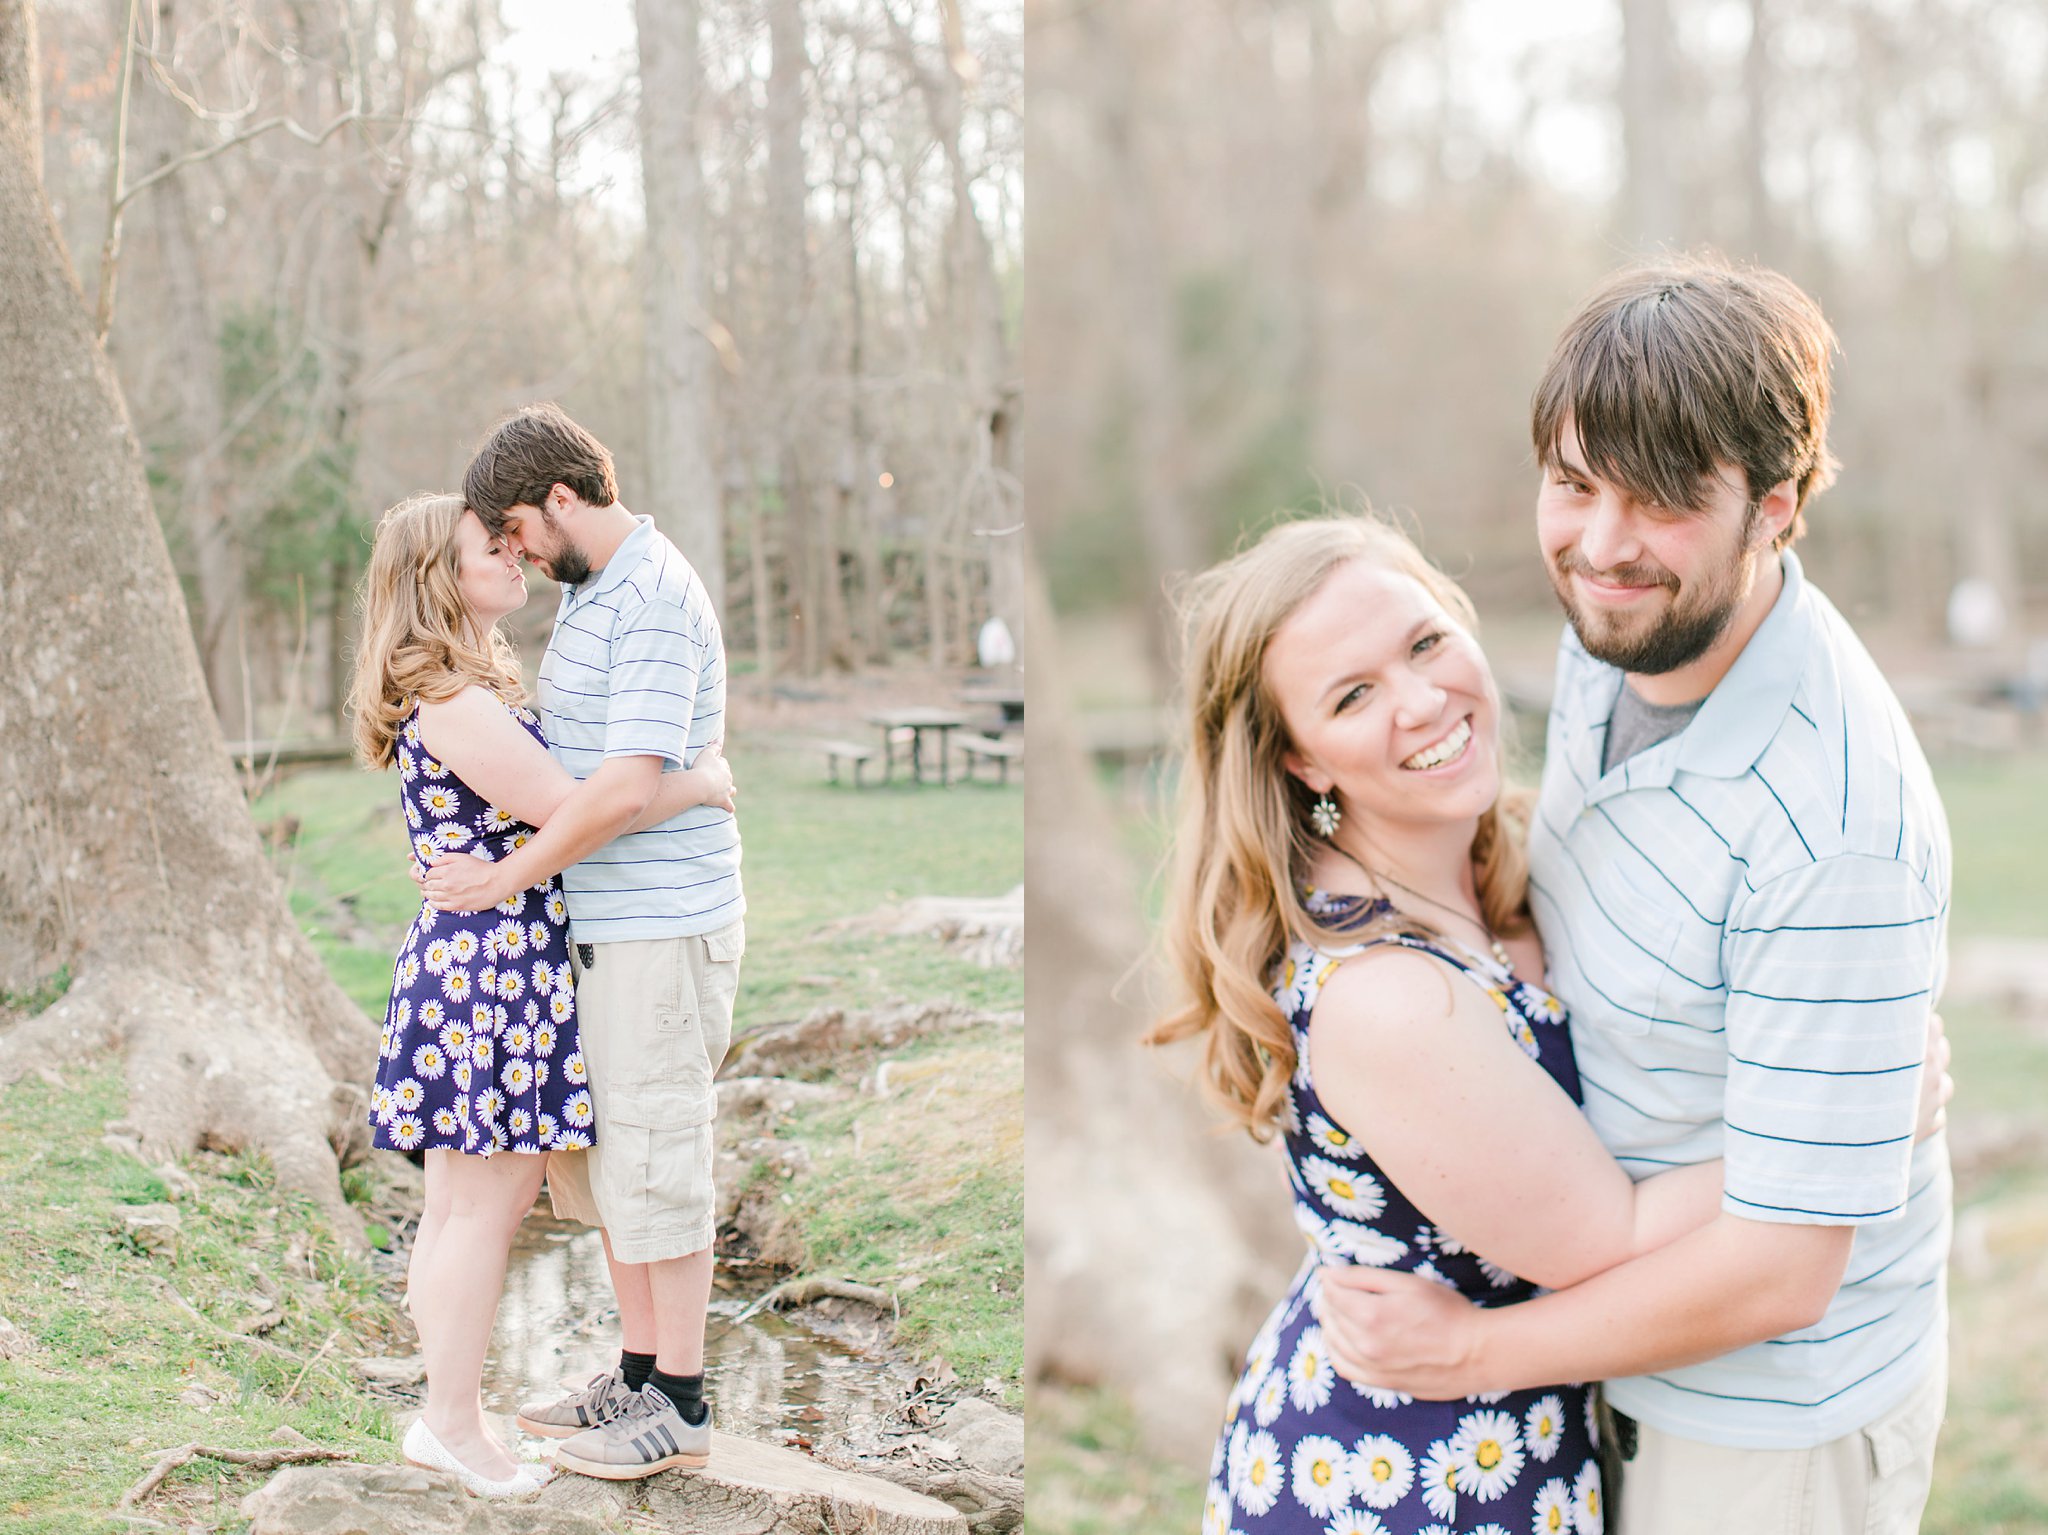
[600,1082,717,1230]
[694,922,744,1071]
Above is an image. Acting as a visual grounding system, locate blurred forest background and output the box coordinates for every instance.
[37,0,1021,743]
[1023,1,2048,1532]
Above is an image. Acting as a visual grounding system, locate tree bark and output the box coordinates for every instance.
[1620,0,1681,249]
[637,0,725,611]
[0,8,375,1239]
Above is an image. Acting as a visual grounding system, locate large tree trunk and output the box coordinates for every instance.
[637,0,724,610]
[1021,550,1299,1460]
[0,5,375,1240]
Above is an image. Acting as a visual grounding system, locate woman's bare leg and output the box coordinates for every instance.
[410,1148,548,1478]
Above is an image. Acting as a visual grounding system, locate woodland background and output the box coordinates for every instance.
[37,0,1021,742]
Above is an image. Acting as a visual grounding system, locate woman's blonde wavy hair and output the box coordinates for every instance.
[1148,513,1535,1140]
[347,493,527,769]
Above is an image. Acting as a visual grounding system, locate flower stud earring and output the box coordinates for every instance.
[1309,792,1341,839]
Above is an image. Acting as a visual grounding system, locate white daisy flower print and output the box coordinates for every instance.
[507,1024,533,1057]
[1231,1429,1285,1517]
[499,889,528,917]
[476,1086,506,1121]
[450,931,480,964]
[1200,1483,1230,1535]
[1348,1434,1414,1510]
[432,1106,459,1137]
[422,939,453,976]
[370,1085,393,1121]
[1449,1410,1525,1502]
[1287,1326,1336,1411]
[526,919,549,950]
[1324,1220,1409,1267]
[1584,1392,1599,1446]
[497,969,524,1002]
[1306,1112,1365,1161]
[442,969,472,1004]
[1412,1261,1458,1290]
[1532,1475,1572,1535]
[1468,1526,1512,1535]
[479,966,499,997]
[564,1049,587,1084]
[536,1112,558,1143]
[1477,1253,1519,1290]
[556,1129,592,1149]
[531,960,556,995]
[1289,1435,1349,1517]
[402,718,420,748]
[472,1036,494,1071]
[412,1043,447,1080]
[418,998,445,1033]
[1302,1157,1386,1222]
[452,1060,473,1092]
[1512,1017,1540,1059]
[551,991,574,1025]
[392,1078,426,1114]
[400,954,421,989]
[483,805,517,832]
[565,1089,594,1127]
[1417,1438,1459,1521]
[421,785,458,819]
[437,1017,467,1055]
[1524,1394,1565,1462]
[436,824,474,853]
[392,1113,425,1150]
[502,1058,534,1096]
[1573,1461,1604,1535]
[422,755,448,779]
[524,999,541,1027]
[1433,1228,1469,1256]
[1323,1512,1388,1535]
[1346,1377,1413,1408]
[547,891,568,925]
[534,1021,558,1058]
[510,829,531,851]
[1252,1369,1287,1427]
[508,1106,533,1139]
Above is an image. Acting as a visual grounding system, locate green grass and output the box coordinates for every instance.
[778,1023,1022,1395]
[252,736,1023,1388]
[1931,749,2048,939]
[1026,1384,1206,1534]
[0,1053,401,1533]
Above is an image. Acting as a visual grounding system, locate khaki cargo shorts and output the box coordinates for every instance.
[546,920,744,1263]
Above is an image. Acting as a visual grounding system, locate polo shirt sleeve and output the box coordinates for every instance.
[603,597,704,767]
[1719,852,1943,1226]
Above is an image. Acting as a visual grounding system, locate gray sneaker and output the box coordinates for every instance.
[551,1386,710,1479]
[515,1369,638,1440]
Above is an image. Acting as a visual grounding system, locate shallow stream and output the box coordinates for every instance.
[480,1214,905,1446]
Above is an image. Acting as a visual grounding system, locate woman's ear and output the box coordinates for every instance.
[1282,750,1332,797]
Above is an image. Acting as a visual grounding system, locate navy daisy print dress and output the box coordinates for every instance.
[369,701,593,1158]
[1202,894,1603,1535]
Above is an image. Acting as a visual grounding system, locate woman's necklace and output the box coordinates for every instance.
[1329,845,1513,974]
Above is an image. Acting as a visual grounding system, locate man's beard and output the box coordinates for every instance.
[537,507,593,586]
[1551,512,1760,676]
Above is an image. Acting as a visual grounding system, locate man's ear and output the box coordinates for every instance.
[1752,478,1798,548]
[1282,750,1332,797]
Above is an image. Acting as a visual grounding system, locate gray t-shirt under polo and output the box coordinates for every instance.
[1601,683,1705,774]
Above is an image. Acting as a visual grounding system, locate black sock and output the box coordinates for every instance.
[647,1367,707,1424]
[619,1350,657,1392]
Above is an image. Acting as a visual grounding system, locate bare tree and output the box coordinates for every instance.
[0,0,374,1238]
[637,0,725,609]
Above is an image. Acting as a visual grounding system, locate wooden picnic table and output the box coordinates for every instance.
[960,683,1025,727]
[866,706,972,784]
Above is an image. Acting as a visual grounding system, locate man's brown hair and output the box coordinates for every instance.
[1531,253,1841,548]
[462,403,618,531]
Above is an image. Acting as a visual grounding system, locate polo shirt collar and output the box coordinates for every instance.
[1671,548,1813,779]
[562,513,655,609]
[1564,548,1812,802]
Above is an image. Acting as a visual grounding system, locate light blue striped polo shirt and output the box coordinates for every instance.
[1529,549,1952,1450]
[536,515,743,943]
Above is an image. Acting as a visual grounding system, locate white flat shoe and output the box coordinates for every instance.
[403,1417,551,1497]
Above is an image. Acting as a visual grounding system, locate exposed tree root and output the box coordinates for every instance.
[740,1275,900,1322]
[118,1442,350,1510]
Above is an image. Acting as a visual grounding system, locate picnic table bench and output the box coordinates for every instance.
[813,738,881,787]
[958,734,1023,784]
